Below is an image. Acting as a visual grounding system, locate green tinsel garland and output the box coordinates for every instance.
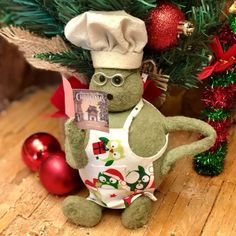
[193,38,236,176]
[202,109,230,121]
[193,71,235,176]
[229,14,236,34]
[194,144,227,176]
[210,72,236,87]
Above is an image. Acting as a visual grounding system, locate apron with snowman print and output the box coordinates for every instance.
[79,99,169,209]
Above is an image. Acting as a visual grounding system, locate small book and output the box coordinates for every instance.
[73,89,109,132]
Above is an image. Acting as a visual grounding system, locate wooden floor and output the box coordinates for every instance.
[0,89,236,236]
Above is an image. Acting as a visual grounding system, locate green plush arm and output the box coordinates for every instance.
[64,118,88,169]
[161,116,217,175]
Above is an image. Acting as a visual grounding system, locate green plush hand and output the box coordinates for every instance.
[65,118,88,169]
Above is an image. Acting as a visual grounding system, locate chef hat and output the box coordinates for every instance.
[65,11,148,69]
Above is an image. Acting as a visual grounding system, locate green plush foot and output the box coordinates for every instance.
[121,196,152,229]
[63,196,103,227]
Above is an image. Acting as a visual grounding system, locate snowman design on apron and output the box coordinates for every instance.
[79,99,169,209]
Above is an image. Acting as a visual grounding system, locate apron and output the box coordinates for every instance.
[79,99,169,209]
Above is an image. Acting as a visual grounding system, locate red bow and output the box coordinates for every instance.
[143,79,162,102]
[198,37,236,80]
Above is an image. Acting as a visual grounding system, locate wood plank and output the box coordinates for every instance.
[0,90,63,234]
[0,120,60,185]
[186,183,220,236]
[1,89,236,235]
[202,181,236,236]
[0,209,18,234]
[0,90,52,134]
[0,108,61,157]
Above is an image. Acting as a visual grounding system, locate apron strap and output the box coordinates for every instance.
[123,99,144,131]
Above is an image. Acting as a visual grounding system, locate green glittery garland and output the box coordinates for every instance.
[229,15,236,34]
[194,16,236,177]
[203,109,230,121]
[194,72,234,176]
[210,71,236,87]
[193,144,227,176]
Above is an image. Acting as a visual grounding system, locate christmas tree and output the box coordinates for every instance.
[0,0,226,87]
[0,0,235,176]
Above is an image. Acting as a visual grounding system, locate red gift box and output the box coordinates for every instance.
[92,141,106,155]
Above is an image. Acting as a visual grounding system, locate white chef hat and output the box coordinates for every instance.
[64,11,148,69]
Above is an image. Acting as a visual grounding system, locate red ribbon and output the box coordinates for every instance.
[198,37,236,80]
[143,79,162,102]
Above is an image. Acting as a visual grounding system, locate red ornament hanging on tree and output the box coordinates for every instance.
[22,132,61,172]
[146,2,194,51]
[39,151,82,195]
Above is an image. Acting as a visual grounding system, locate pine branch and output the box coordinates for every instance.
[35,48,94,78]
[189,0,225,35]
[0,0,64,37]
[52,0,89,24]
[53,0,156,23]
[88,0,156,19]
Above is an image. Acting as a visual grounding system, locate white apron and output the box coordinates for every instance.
[79,99,168,209]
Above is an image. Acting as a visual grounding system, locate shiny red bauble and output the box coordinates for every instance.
[22,132,61,172]
[146,2,185,51]
[39,151,81,195]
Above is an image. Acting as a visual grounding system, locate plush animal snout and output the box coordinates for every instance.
[107,94,114,100]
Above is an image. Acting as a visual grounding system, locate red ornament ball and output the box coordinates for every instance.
[22,132,61,172]
[146,2,185,51]
[39,151,81,195]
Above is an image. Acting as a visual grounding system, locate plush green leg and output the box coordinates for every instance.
[121,196,152,229]
[63,196,103,227]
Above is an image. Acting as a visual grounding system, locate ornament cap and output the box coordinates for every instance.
[229,1,236,14]
[177,21,195,36]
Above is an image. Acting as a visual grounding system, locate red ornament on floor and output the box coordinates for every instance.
[39,151,81,195]
[22,132,61,172]
[146,2,194,51]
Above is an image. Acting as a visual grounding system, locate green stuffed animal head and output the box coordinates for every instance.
[89,68,143,112]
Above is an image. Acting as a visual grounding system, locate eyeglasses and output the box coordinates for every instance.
[91,72,136,87]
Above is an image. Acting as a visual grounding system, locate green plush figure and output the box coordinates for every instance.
[62,11,216,229]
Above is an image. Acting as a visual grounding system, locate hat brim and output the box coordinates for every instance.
[91,51,143,69]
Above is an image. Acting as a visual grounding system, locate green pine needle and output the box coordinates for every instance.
[88,0,156,19]
[52,0,89,24]
[52,0,156,24]
[0,0,64,37]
